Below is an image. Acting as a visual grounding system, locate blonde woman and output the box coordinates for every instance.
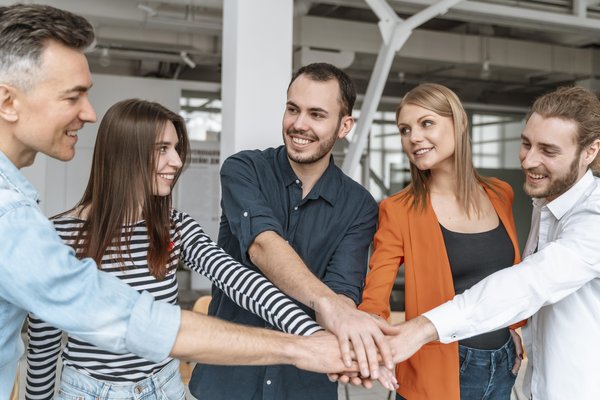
[360,83,525,400]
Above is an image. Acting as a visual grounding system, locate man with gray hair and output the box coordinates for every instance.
[0,4,350,397]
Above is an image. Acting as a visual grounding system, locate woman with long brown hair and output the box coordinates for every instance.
[25,99,322,399]
[360,83,525,400]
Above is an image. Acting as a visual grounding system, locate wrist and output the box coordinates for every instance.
[313,294,338,315]
[281,335,305,367]
[413,315,439,344]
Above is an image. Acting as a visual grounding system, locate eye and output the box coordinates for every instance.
[286,106,299,114]
[311,112,326,119]
[157,145,168,154]
[422,119,433,128]
[398,126,410,136]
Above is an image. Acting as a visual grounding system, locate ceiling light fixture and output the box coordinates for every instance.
[137,3,158,17]
[180,51,197,69]
[480,59,491,80]
[99,48,111,67]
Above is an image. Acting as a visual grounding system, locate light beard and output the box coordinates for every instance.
[523,155,579,199]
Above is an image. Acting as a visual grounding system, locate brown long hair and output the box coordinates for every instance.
[397,83,494,215]
[69,99,189,279]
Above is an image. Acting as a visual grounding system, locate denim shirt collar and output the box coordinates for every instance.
[0,150,39,204]
[277,146,338,206]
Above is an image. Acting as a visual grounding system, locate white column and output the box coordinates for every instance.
[220,0,293,161]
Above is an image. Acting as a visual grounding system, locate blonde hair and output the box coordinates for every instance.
[397,83,493,215]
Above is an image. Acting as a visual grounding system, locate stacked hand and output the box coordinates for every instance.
[314,297,405,391]
[320,315,439,392]
[316,296,401,376]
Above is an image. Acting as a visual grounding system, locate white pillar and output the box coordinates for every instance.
[220,0,293,161]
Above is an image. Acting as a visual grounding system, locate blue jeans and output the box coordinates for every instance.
[396,337,517,400]
[458,336,517,400]
[57,360,185,400]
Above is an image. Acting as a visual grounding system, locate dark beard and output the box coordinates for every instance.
[284,119,341,164]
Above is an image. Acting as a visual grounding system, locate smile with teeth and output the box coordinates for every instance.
[527,172,547,180]
[414,147,432,155]
[158,173,175,181]
[66,131,77,137]
[292,136,312,145]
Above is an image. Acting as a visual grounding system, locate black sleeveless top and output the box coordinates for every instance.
[440,221,515,349]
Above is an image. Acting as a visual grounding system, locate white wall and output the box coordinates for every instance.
[220,0,293,160]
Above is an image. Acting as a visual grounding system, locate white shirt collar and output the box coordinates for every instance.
[538,169,595,220]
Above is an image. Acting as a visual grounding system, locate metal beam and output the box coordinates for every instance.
[342,0,463,177]
[389,0,600,36]
[573,0,587,18]
[296,16,596,75]
[313,0,600,36]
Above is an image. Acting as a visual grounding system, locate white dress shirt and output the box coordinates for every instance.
[424,170,600,400]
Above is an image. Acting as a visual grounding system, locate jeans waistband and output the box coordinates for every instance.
[60,359,180,398]
[459,336,515,366]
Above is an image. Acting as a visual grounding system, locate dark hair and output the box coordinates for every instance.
[289,63,356,117]
[71,99,189,280]
[528,86,600,174]
[0,4,94,90]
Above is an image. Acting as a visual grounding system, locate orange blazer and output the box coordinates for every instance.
[359,178,522,400]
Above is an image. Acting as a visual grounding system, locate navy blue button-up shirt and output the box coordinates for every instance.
[189,146,378,400]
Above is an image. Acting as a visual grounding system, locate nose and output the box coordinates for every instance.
[79,96,97,123]
[291,113,308,132]
[408,127,424,144]
[169,150,183,169]
[520,146,540,169]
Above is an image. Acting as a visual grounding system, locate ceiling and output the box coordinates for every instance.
[9,0,600,111]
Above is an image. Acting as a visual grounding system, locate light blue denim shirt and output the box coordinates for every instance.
[0,151,180,399]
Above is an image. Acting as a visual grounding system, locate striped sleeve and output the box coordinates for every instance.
[25,314,63,400]
[175,210,323,336]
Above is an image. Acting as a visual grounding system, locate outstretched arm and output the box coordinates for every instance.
[177,210,322,336]
[249,231,399,378]
[387,316,439,364]
[171,309,352,374]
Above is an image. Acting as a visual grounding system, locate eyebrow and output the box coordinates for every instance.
[60,84,93,95]
[397,114,435,126]
[155,140,179,146]
[520,134,562,152]
[417,115,436,122]
[286,101,329,115]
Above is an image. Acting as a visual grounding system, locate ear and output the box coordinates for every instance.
[337,115,355,140]
[582,139,600,167]
[0,84,18,123]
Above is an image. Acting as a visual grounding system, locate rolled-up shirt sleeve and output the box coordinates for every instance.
[0,203,179,363]
[220,154,284,264]
[322,193,378,304]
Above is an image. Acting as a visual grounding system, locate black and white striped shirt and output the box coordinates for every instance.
[26,209,321,400]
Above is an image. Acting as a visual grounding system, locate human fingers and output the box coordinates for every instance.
[348,331,370,378]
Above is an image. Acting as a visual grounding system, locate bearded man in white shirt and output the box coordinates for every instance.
[388,86,600,400]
